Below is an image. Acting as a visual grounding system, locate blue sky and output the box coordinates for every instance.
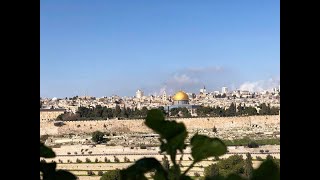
[41,0,279,98]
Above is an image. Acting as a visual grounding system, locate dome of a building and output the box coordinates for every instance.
[173,91,189,101]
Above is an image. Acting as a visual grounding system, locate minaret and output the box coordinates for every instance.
[162,90,167,102]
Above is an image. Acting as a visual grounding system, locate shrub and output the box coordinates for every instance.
[247,141,259,148]
[124,157,130,162]
[88,151,92,154]
[95,158,99,163]
[214,156,220,161]
[100,169,121,180]
[85,158,91,163]
[67,152,71,155]
[140,145,147,149]
[194,172,200,177]
[98,170,104,176]
[204,164,219,177]
[114,156,120,163]
[87,170,95,176]
[104,157,109,163]
[92,131,105,143]
[266,154,273,160]
[260,150,264,153]
[256,156,263,161]
[74,152,77,155]
[76,158,82,163]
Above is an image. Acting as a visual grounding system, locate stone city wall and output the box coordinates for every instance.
[40,115,279,136]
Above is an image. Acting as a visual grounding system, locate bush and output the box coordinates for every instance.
[76,158,82,163]
[256,156,263,161]
[87,170,95,176]
[67,152,71,155]
[247,141,259,148]
[124,157,130,162]
[85,158,91,163]
[214,156,220,161]
[266,154,273,160]
[204,164,219,177]
[104,157,109,163]
[95,158,99,163]
[98,170,104,176]
[260,150,264,153]
[92,131,105,143]
[114,156,120,163]
[140,145,147,149]
[100,170,121,180]
[194,172,200,177]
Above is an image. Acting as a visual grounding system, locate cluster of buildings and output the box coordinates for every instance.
[40,86,280,121]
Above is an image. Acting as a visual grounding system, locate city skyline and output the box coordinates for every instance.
[41,0,279,98]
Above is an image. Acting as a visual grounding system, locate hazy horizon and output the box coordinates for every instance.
[41,0,279,98]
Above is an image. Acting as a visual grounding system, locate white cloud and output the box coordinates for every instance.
[239,77,280,92]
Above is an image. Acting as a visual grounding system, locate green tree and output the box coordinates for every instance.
[100,170,121,180]
[180,107,191,117]
[92,131,105,143]
[162,155,170,171]
[216,154,245,177]
[141,107,149,117]
[237,104,243,116]
[114,105,121,117]
[204,164,219,177]
[170,108,179,116]
[244,153,254,179]
[226,103,237,117]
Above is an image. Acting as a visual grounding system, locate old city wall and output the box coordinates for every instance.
[40,115,280,136]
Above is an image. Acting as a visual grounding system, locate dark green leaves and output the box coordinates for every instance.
[251,159,280,180]
[40,142,77,180]
[191,134,227,162]
[40,142,55,158]
[145,109,187,158]
[55,170,78,180]
[120,158,168,180]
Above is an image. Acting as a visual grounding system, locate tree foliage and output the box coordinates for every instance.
[244,153,254,179]
[40,142,77,180]
[100,170,121,180]
[92,131,106,143]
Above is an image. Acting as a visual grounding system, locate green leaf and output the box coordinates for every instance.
[145,109,187,157]
[226,174,247,180]
[55,170,77,180]
[40,142,56,158]
[205,175,226,180]
[120,158,168,180]
[191,134,227,162]
[40,162,56,180]
[251,159,280,180]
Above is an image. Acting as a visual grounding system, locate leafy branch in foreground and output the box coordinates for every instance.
[40,142,77,180]
[120,109,280,180]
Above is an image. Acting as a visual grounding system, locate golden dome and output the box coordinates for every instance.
[173,91,189,101]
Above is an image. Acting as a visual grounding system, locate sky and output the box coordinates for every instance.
[41,0,280,98]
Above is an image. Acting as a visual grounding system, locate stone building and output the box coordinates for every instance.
[40,108,66,121]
